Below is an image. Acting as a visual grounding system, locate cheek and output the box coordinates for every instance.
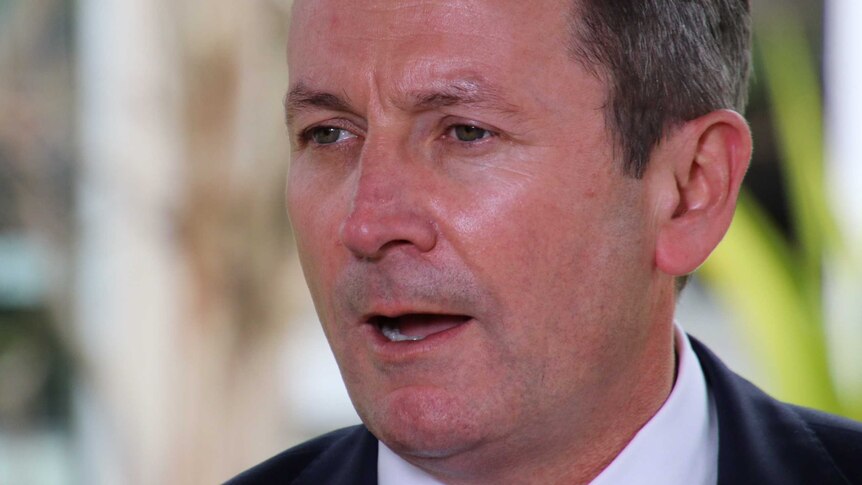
[448,171,647,350]
[449,184,599,299]
[287,171,347,309]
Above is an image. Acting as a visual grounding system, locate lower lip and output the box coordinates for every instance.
[362,318,474,362]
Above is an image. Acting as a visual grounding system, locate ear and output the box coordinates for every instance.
[648,109,752,276]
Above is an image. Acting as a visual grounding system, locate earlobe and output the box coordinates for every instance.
[653,110,752,276]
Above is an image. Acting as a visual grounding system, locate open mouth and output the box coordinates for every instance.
[369,314,472,342]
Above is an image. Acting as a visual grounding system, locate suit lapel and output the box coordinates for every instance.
[690,337,848,485]
[294,426,378,485]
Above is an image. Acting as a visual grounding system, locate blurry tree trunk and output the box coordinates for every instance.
[76,1,186,483]
[75,0,296,483]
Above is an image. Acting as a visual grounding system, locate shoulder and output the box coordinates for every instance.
[790,405,862,483]
[688,335,862,484]
[225,425,378,484]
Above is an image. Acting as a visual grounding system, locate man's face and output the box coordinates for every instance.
[287,0,664,465]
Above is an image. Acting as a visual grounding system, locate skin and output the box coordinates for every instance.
[285,0,751,483]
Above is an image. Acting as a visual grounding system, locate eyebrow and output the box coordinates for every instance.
[284,83,354,126]
[410,80,486,109]
[406,78,521,116]
[284,77,521,126]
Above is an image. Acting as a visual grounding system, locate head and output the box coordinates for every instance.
[285,0,751,481]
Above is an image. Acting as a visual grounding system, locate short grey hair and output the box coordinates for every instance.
[570,0,752,178]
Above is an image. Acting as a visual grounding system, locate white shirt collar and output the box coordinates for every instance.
[377,325,718,485]
[378,441,444,485]
[589,325,718,485]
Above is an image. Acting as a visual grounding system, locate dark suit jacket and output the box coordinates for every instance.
[227,338,862,484]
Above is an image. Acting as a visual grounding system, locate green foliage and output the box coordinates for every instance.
[699,11,859,419]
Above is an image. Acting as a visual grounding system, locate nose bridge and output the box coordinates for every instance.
[340,130,437,259]
[352,132,407,209]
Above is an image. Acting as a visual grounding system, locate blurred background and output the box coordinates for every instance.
[0,0,860,483]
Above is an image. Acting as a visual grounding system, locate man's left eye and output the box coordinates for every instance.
[448,125,494,142]
[306,126,356,145]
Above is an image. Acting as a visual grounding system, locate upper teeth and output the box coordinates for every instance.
[381,323,425,342]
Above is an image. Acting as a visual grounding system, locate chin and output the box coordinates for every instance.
[360,385,487,459]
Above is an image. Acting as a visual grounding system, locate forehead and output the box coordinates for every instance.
[287,0,577,104]
[289,0,567,37]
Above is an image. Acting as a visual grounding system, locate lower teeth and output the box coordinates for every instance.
[381,324,425,342]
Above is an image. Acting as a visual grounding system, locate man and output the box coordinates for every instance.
[229,0,862,483]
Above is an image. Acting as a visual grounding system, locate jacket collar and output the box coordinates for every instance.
[294,425,378,485]
[689,336,849,485]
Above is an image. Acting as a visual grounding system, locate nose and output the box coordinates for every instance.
[339,143,438,260]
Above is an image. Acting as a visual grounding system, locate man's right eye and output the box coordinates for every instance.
[305,126,356,145]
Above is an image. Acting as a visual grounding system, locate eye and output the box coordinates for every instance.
[305,126,356,145]
[448,124,494,142]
